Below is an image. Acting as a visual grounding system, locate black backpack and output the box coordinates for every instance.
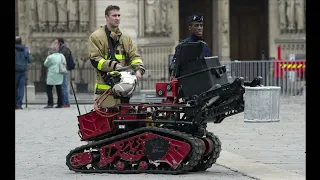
[64,47,76,71]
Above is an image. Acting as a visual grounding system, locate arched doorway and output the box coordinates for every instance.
[230,0,269,60]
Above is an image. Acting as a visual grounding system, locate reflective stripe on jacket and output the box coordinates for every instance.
[88,26,145,93]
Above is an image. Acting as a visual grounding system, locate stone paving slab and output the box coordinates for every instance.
[15,105,256,180]
[208,98,305,177]
[217,151,305,180]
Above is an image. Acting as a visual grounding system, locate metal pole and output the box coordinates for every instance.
[70,80,81,116]
[25,77,28,108]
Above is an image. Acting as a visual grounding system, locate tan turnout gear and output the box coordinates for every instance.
[88,26,145,107]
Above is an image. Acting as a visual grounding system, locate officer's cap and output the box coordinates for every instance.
[188,13,204,24]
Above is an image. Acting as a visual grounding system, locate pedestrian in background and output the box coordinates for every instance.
[43,45,66,108]
[54,38,75,108]
[15,36,32,110]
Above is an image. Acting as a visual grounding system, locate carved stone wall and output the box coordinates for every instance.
[270,0,306,60]
[18,0,96,88]
[26,0,92,34]
[277,0,305,34]
[143,0,173,37]
[18,0,96,53]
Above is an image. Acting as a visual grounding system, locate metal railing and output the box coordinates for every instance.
[27,59,306,97]
[224,60,306,97]
[137,46,172,90]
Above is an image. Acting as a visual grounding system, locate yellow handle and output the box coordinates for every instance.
[108,71,121,77]
[146,116,155,127]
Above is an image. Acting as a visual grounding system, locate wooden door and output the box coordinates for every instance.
[230,0,269,60]
[179,0,213,53]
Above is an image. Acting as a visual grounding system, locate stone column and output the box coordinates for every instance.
[18,0,29,47]
[89,0,96,32]
[138,0,145,37]
[212,0,220,56]
[168,0,179,50]
[269,0,280,58]
[217,0,230,62]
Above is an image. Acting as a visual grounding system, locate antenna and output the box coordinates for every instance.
[70,81,81,116]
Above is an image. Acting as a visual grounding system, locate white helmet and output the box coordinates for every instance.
[112,71,137,97]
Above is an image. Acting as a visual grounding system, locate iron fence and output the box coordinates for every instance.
[224,60,306,97]
[137,46,172,90]
[27,59,306,97]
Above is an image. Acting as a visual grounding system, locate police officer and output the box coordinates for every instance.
[88,5,145,107]
[181,13,212,57]
[169,13,212,77]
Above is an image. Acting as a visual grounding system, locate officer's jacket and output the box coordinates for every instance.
[169,34,212,76]
[180,34,212,57]
[88,26,145,94]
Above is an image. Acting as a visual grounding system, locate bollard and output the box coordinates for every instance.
[244,86,281,122]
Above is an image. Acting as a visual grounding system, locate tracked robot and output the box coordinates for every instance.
[66,42,262,174]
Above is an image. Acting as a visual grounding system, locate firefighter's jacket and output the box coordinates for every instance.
[88,26,145,94]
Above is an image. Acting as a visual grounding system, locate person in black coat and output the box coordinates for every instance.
[169,13,212,77]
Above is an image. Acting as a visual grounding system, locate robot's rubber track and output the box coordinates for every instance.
[191,132,222,172]
[66,126,203,174]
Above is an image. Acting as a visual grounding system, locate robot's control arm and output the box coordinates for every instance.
[189,76,262,124]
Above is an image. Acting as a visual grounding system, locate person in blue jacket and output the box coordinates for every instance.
[169,13,212,77]
[15,36,32,109]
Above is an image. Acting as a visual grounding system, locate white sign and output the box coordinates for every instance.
[288,54,296,82]
[289,54,296,61]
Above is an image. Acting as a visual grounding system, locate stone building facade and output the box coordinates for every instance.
[17,0,96,59]
[15,0,305,91]
[16,0,306,61]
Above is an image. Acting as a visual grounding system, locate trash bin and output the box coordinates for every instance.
[244,86,281,122]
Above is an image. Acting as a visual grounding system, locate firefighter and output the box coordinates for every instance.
[169,13,212,77]
[88,5,145,107]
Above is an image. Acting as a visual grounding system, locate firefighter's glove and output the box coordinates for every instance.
[135,70,142,80]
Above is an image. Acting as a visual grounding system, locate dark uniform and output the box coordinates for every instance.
[169,13,212,77]
[179,34,212,57]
